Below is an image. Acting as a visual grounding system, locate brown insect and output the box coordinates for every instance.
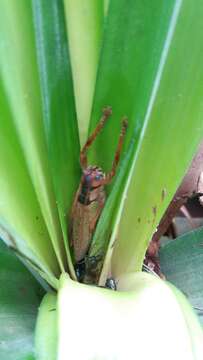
[69,107,128,264]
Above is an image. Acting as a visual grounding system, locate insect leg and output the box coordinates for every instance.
[80,107,112,169]
[102,117,128,184]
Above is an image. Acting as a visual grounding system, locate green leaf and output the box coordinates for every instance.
[0,241,44,360]
[88,0,178,280]
[87,0,203,280]
[0,0,62,276]
[57,272,203,359]
[104,0,109,14]
[0,81,59,283]
[169,283,203,354]
[112,0,203,276]
[89,0,177,171]
[32,0,80,279]
[0,0,80,281]
[160,226,203,327]
[63,0,104,144]
[35,293,57,360]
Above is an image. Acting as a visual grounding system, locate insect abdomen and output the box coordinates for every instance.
[70,186,105,262]
[71,202,91,261]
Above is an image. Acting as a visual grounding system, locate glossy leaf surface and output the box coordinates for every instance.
[32,0,80,278]
[0,0,80,281]
[35,293,57,360]
[64,0,104,144]
[86,0,203,280]
[160,226,203,327]
[57,272,203,360]
[0,241,44,360]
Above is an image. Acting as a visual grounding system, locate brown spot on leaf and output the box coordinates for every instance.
[152,206,157,216]
[111,236,117,249]
[152,206,157,224]
[161,188,167,201]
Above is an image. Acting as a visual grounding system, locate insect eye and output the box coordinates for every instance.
[95,174,102,180]
[85,175,91,183]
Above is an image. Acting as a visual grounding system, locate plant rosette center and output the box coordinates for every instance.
[55,272,203,360]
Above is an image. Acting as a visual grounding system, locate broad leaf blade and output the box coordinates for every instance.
[87,0,203,279]
[0,0,67,272]
[104,0,109,15]
[32,0,80,278]
[64,0,104,144]
[57,272,203,360]
[0,0,81,278]
[87,0,184,279]
[0,83,59,282]
[88,0,177,173]
[112,0,203,276]
[0,241,44,360]
[35,293,57,360]
[160,226,203,327]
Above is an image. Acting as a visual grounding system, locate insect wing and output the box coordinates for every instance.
[70,201,92,262]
